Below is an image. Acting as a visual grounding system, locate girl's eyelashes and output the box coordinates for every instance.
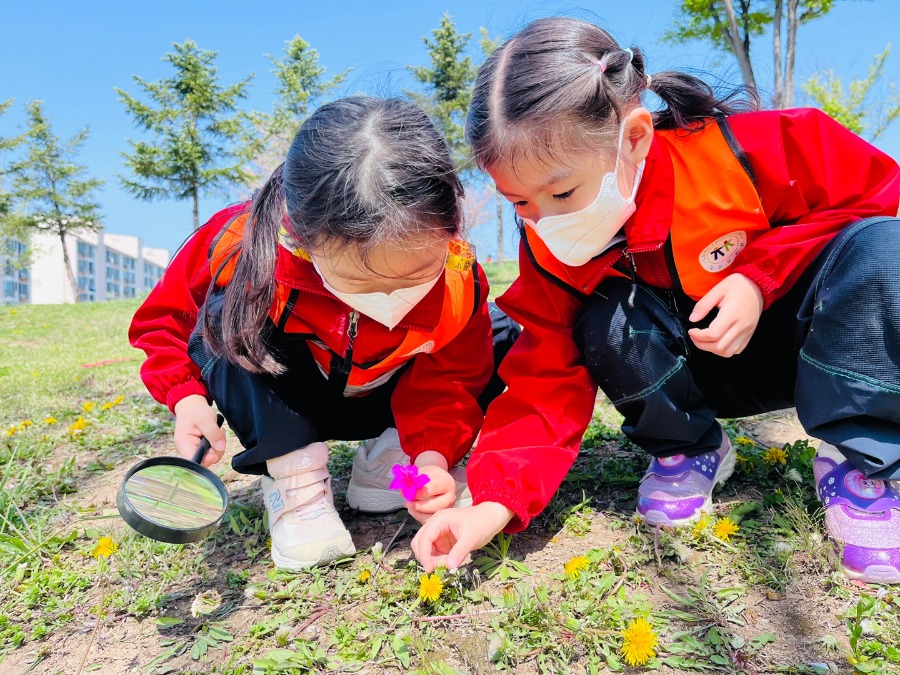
[552,188,576,201]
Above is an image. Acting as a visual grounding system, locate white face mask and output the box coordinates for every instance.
[524,124,644,267]
[313,259,443,330]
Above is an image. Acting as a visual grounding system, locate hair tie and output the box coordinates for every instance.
[598,59,608,75]
[646,74,652,89]
[624,48,634,63]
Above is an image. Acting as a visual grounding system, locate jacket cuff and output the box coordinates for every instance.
[470,481,532,533]
[165,380,211,414]
[404,433,466,468]
[731,264,778,310]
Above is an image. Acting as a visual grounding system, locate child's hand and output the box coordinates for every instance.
[173,395,226,467]
[411,502,515,572]
[405,465,458,523]
[687,273,764,358]
[406,451,457,523]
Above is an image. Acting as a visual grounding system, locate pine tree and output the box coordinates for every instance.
[252,36,348,177]
[408,13,478,177]
[116,40,259,230]
[0,98,23,227]
[7,101,103,299]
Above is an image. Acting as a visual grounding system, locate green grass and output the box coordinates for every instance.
[482,260,519,299]
[1,300,899,674]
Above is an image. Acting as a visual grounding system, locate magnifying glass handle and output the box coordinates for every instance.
[191,413,225,465]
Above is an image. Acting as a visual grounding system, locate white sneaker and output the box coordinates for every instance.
[346,428,472,513]
[262,442,356,571]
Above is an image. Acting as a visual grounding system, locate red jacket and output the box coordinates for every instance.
[468,108,900,531]
[129,203,495,467]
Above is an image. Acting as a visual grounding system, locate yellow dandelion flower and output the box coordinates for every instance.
[21,420,32,427]
[83,401,96,413]
[620,617,658,666]
[92,536,119,558]
[44,417,57,425]
[418,573,443,603]
[112,395,125,406]
[358,569,371,583]
[101,402,113,411]
[762,446,788,465]
[68,416,89,434]
[692,513,711,540]
[563,555,591,580]
[6,426,16,437]
[734,436,755,445]
[713,517,739,542]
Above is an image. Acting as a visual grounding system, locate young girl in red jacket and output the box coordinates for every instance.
[412,17,900,584]
[130,96,516,571]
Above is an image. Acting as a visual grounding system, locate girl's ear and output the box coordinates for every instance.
[623,107,654,164]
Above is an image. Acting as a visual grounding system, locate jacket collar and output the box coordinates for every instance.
[624,132,674,251]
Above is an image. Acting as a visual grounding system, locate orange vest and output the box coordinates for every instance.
[208,213,479,396]
[524,118,769,300]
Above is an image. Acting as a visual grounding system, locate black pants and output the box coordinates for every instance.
[188,302,520,475]
[575,217,900,480]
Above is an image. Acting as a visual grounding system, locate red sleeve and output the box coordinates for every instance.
[128,205,245,412]
[728,108,900,307]
[466,246,597,532]
[392,264,494,467]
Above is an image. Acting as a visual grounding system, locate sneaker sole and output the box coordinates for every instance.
[346,483,405,513]
[271,536,356,571]
[639,445,737,528]
[842,563,900,584]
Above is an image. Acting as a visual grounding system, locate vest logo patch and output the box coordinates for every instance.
[404,340,435,358]
[699,231,747,273]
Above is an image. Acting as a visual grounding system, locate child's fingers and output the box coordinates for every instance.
[411,515,453,572]
[173,430,202,460]
[406,502,432,524]
[412,490,457,515]
[197,417,227,453]
[689,286,724,322]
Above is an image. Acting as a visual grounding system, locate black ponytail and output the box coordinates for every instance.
[649,71,758,130]
[204,164,286,374]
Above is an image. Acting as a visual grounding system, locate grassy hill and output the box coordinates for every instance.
[1,297,897,673]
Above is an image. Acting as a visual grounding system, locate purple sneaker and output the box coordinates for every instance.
[637,430,735,527]
[815,443,900,584]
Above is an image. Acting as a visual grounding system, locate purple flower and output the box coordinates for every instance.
[389,463,430,501]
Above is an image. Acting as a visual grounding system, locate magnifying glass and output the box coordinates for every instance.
[117,414,229,544]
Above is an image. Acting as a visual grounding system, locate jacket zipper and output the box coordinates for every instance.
[339,310,360,375]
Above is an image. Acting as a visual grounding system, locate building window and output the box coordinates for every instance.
[77,241,96,259]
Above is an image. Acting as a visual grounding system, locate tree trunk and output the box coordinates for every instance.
[192,185,199,231]
[772,0,784,108]
[59,231,78,303]
[722,0,758,98]
[784,0,799,108]
[495,188,505,262]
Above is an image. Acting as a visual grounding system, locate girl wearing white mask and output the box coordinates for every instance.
[130,97,518,571]
[412,17,900,586]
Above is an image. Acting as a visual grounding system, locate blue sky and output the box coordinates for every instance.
[2,0,898,258]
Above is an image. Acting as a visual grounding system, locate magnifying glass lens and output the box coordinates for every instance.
[124,464,226,529]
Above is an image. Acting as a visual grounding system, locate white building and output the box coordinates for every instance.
[2,230,170,305]
[1,239,30,305]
